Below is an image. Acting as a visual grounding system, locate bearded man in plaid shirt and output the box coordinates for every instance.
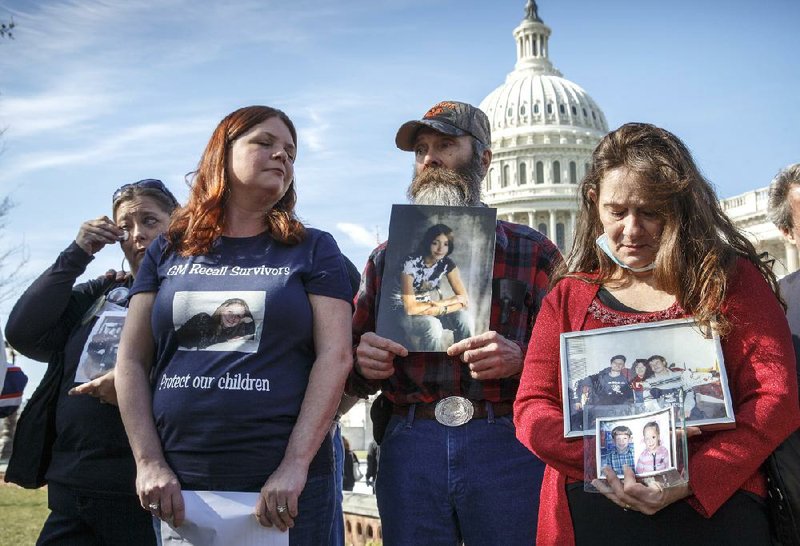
[348,100,561,545]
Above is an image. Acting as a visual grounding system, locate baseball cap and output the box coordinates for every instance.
[395,100,491,151]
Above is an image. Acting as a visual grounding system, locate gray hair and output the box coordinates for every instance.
[472,137,490,176]
[767,163,800,232]
[407,135,490,207]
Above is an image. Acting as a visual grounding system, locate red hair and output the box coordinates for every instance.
[168,105,305,256]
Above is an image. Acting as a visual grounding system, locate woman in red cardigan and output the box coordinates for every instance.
[514,122,800,545]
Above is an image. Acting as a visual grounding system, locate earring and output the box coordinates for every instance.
[120,256,128,274]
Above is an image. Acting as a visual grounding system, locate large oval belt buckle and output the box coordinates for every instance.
[434,396,474,427]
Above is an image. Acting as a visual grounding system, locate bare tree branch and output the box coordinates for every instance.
[0,197,30,304]
[0,18,24,302]
[0,17,14,40]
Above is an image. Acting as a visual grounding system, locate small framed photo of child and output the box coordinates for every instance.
[595,407,677,479]
[560,317,734,438]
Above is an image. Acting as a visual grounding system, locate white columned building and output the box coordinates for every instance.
[479,0,607,254]
[721,187,797,276]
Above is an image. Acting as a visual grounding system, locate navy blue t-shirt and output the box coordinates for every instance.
[131,229,352,491]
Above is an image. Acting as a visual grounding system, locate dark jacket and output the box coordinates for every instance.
[5,242,136,494]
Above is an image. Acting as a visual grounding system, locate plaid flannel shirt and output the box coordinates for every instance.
[347,220,561,405]
[603,444,636,476]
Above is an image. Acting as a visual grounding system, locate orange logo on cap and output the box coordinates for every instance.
[423,101,460,119]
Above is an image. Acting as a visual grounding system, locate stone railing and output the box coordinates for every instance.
[486,184,579,202]
[720,187,770,215]
[343,492,382,546]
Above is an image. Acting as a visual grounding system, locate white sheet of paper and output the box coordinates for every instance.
[160,491,289,546]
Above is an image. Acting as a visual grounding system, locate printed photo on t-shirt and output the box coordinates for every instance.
[75,310,127,383]
[173,291,263,353]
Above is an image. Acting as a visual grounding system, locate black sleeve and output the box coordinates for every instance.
[343,452,354,479]
[342,255,361,299]
[366,450,377,477]
[5,242,110,362]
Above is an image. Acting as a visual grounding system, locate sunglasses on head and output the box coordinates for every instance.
[112,179,179,208]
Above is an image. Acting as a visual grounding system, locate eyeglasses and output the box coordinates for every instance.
[112,179,179,208]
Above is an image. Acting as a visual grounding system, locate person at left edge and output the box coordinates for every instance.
[115,105,354,545]
[5,178,178,545]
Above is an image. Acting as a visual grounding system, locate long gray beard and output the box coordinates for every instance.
[407,165,483,207]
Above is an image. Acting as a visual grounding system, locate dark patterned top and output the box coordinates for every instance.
[402,255,455,296]
[587,299,684,327]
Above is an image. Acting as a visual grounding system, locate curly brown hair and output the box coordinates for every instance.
[556,122,781,335]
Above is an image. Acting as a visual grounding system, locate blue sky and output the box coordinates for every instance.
[1,0,798,395]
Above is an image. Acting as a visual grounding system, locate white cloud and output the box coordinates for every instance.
[0,0,363,144]
[336,222,379,248]
[299,108,330,154]
[0,116,213,181]
[2,0,326,68]
[1,86,117,137]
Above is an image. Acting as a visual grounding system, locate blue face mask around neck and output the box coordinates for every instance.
[595,233,655,273]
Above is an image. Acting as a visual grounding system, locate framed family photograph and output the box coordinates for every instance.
[595,407,677,480]
[376,204,497,352]
[560,318,735,438]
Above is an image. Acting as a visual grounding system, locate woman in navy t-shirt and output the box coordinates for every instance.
[115,106,353,545]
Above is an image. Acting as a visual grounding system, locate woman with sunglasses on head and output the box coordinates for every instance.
[115,105,353,545]
[513,123,800,545]
[5,179,178,545]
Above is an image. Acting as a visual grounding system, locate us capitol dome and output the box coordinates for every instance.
[479,0,607,253]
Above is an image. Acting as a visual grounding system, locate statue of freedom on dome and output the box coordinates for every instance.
[525,0,541,22]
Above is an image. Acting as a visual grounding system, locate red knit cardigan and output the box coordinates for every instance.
[514,259,800,545]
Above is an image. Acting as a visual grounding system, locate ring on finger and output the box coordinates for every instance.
[148,502,160,511]
[277,504,288,514]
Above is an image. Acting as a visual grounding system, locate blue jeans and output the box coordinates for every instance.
[329,421,345,546]
[402,309,471,351]
[376,410,544,546]
[38,482,156,546]
[290,471,336,546]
